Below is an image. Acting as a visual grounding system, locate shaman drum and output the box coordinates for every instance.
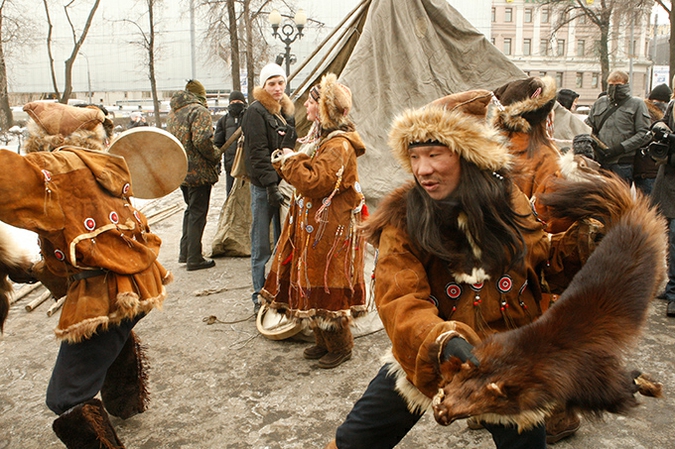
[256,304,303,340]
[108,127,187,199]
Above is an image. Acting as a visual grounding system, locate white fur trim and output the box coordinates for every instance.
[381,350,433,415]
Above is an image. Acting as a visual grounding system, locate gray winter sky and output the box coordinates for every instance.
[10,0,491,96]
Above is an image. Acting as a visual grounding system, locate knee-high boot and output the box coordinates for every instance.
[318,326,353,369]
[100,331,150,419]
[52,398,125,449]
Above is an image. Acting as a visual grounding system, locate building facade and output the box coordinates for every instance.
[491,0,654,108]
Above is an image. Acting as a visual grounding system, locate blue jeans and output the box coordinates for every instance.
[606,163,633,187]
[634,177,655,196]
[665,219,675,303]
[335,364,546,449]
[250,184,281,305]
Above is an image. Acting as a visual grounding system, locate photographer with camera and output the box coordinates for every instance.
[651,84,675,317]
[585,70,651,185]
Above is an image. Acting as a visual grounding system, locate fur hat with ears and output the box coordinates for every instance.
[388,106,510,173]
[313,73,353,130]
[492,76,557,133]
[22,101,108,153]
[429,90,494,120]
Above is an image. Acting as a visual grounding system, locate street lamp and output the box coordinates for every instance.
[79,52,92,104]
[269,8,307,94]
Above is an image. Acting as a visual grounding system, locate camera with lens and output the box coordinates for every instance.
[647,126,675,164]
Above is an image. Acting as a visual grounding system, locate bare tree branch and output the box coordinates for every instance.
[60,0,102,103]
[42,0,60,98]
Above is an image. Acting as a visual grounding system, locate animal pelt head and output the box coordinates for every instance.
[432,173,667,430]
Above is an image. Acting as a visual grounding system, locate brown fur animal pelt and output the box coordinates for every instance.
[0,222,33,332]
[432,173,667,431]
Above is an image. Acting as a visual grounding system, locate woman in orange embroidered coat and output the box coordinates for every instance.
[260,73,367,369]
[492,76,573,234]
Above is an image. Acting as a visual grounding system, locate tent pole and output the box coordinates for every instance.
[288,0,371,85]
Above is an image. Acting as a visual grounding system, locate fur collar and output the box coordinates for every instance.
[253,87,295,117]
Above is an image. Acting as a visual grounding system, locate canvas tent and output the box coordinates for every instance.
[212,0,588,255]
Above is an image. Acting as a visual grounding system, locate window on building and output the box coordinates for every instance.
[505,8,513,22]
[576,72,584,88]
[578,14,586,25]
[524,8,532,23]
[542,8,549,23]
[556,72,564,87]
[491,37,495,46]
[576,40,585,57]
[492,7,496,22]
[504,38,512,55]
[523,38,531,56]
[591,73,599,88]
[631,39,637,56]
[557,39,565,56]
[540,39,548,56]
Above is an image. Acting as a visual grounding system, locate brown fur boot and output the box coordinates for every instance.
[100,331,150,419]
[545,407,580,444]
[304,326,329,359]
[52,398,125,449]
[318,326,354,369]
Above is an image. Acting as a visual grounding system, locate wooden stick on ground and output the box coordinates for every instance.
[25,290,52,312]
[47,296,66,317]
[11,282,43,304]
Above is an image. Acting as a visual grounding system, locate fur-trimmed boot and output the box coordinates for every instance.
[100,331,150,419]
[304,326,329,360]
[52,398,125,449]
[318,326,354,369]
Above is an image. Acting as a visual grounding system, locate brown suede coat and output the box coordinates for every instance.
[365,182,586,401]
[261,131,367,327]
[0,148,170,342]
[505,132,574,233]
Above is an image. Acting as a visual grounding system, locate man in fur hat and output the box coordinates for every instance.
[0,101,171,448]
[323,94,606,449]
[240,63,297,314]
[585,70,651,184]
[167,79,220,271]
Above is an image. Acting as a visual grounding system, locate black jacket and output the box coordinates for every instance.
[240,87,296,188]
[214,106,247,173]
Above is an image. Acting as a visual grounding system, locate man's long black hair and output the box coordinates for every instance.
[406,159,537,275]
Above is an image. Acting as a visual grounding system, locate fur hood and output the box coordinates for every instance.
[491,76,557,133]
[23,120,107,153]
[389,106,511,173]
[317,73,353,131]
[253,87,295,117]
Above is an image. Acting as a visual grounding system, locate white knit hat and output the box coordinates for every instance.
[259,63,286,87]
